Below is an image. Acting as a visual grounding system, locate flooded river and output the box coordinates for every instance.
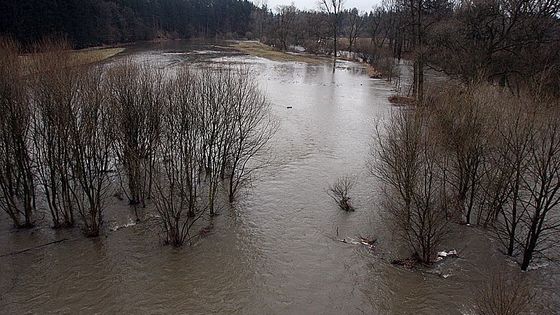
[1,41,558,314]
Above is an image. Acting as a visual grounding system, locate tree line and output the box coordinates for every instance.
[364,0,560,274]
[255,0,560,99]
[0,0,255,48]
[374,77,560,272]
[2,0,558,97]
[0,38,275,245]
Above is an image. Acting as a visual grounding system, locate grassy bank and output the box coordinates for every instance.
[73,47,125,65]
[21,47,125,72]
[232,41,326,64]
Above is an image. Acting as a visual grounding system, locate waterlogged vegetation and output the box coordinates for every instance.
[1,38,275,241]
[73,47,126,64]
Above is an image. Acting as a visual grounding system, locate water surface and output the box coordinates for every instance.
[1,41,558,314]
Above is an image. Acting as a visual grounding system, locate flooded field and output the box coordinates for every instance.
[1,41,558,314]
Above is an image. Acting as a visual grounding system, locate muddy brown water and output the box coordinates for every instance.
[1,41,558,314]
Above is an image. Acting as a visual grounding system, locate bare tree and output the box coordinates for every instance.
[276,5,297,50]
[518,106,560,270]
[327,175,356,211]
[474,272,534,315]
[0,38,35,228]
[410,0,425,102]
[421,81,560,270]
[225,68,276,203]
[30,38,78,228]
[373,110,448,263]
[345,8,364,53]
[69,66,114,237]
[483,90,560,269]
[107,61,163,210]
[154,67,205,246]
[430,85,491,224]
[491,98,536,256]
[320,0,344,71]
[152,65,274,244]
[196,68,234,216]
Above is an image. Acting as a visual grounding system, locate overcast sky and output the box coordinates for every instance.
[253,0,379,12]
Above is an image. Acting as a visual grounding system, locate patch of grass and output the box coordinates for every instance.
[232,41,326,64]
[22,47,125,67]
[20,47,125,76]
[73,47,125,65]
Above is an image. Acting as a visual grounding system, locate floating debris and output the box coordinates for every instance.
[338,237,360,245]
[359,236,377,250]
[436,249,458,262]
[110,219,137,232]
[338,236,377,250]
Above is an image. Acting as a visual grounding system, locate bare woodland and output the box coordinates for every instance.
[374,84,560,271]
[0,39,275,244]
[1,0,559,313]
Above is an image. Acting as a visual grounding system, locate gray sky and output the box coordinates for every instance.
[253,0,379,12]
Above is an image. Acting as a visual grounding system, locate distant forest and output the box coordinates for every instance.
[1,0,559,96]
[0,0,255,48]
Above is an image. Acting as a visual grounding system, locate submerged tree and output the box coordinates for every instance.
[31,38,78,228]
[194,66,275,211]
[474,272,534,315]
[327,175,356,211]
[197,68,233,216]
[374,110,448,263]
[151,65,274,245]
[154,67,205,246]
[491,97,536,256]
[107,61,163,209]
[225,68,275,203]
[0,38,35,228]
[70,67,114,237]
[430,85,491,224]
[518,106,560,271]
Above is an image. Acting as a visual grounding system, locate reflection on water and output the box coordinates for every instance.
[1,41,558,314]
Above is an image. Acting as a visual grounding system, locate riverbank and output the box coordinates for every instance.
[73,47,125,65]
[232,41,328,64]
[71,40,324,66]
[20,46,125,70]
[231,41,387,80]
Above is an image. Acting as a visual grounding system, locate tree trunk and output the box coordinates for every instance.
[521,242,534,271]
[333,24,337,72]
